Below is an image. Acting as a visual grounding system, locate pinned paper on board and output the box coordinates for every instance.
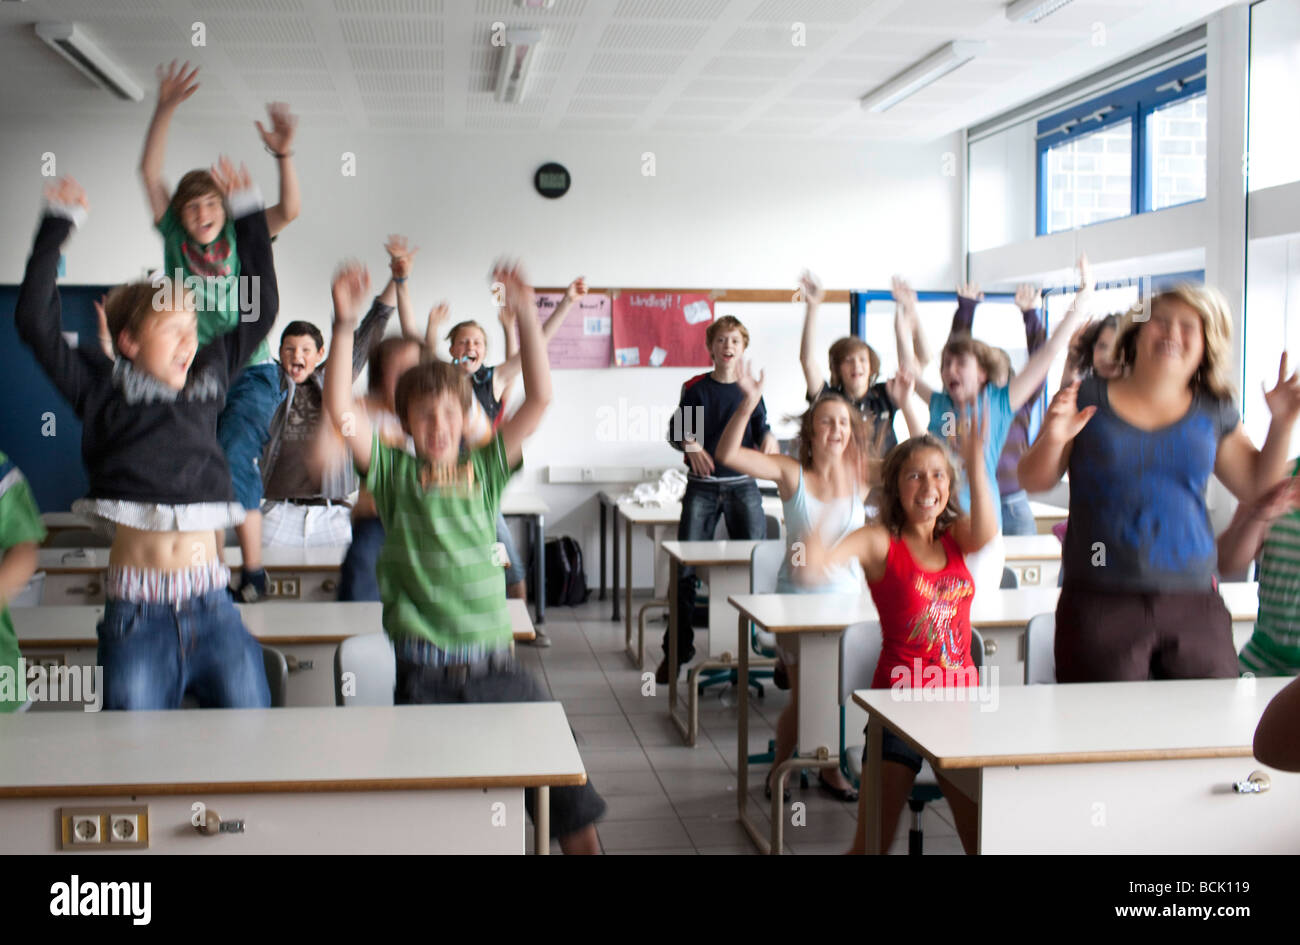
[610,291,713,368]
[614,346,640,367]
[583,316,611,336]
[538,293,613,368]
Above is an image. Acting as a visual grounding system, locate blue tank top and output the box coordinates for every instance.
[776,467,866,594]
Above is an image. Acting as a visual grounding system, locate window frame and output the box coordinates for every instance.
[1035,54,1207,236]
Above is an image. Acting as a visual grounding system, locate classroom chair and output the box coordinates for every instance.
[694,514,783,698]
[334,632,396,706]
[1000,567,1018,589]
[839,622,986,854]
[9,571,44,607]
[178,645,288,708]
[1023,612,1056,684]
[744,539,799,773]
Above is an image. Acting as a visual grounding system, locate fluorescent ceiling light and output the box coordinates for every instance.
[859,41,987,113]
[516,0,555,8]
[35,22,142,101]
[495,29,543,104]
[1006,0,1076,24]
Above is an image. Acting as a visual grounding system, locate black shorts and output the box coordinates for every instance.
[395,656,607,839]
[862,724,923,775]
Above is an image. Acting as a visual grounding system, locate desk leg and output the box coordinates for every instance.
[864,714,884,855]
[667,558,689,742]
[611,510,620,621]
[534,514,546,625]
[534,785,549,855]
[623,519,633,644]
[737,613,768,853]
[599,501,607,601]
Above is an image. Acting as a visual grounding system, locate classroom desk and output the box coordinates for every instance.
[14,600,535,708]
[0,703,585,854]
[616,495,782,652]
[854,677,1300,854]
[500,492,548,625]
[660,540,767,745]
[1001,533,1061,588]
[1028,501,1068,536]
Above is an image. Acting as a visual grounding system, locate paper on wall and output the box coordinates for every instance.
[682,300,712,325]
[584,316,611,336]
[615,346,640,367]
[649,346,668,367]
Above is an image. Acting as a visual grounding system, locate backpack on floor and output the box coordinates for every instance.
[543,536,589,607]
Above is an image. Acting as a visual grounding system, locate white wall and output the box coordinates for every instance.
[0,115,962,590]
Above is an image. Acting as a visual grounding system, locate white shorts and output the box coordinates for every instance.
[261,501,353,547]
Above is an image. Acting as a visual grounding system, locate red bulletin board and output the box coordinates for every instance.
[610,291,714,368]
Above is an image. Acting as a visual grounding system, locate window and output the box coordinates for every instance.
[1248,0,1300,191]
[1036,54,1206,235]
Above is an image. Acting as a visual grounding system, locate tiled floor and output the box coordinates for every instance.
[521,595,964,855]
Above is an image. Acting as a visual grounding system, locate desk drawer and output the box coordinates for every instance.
[41,573,106,606]
[977,627,1023,688]
[263,570,340,602]
[980,756,1300,853]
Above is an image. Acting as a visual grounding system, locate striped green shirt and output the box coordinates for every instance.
[365,429,519,657]
[0,453,47,712]
[1242,457,1300,675]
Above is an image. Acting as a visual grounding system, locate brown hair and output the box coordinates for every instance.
[368,336,422,397]
[446,320,488,350]
[1070,314,1121,377]
[394,358,473,430]
[105,279,193,353]
[168,170,226,229]
[706,315,749,349]
[827,336,880,389]
[1112,286,1237,401]
[877,434,962,540]
[940,333,1002,386]
[793,391,873,473]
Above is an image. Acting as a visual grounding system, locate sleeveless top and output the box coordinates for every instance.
[867,532,976,689]
[776,467,865,594]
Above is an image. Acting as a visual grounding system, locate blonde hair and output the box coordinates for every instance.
[1112,285,1237,402]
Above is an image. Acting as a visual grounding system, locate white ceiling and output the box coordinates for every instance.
[0,0,1238,140]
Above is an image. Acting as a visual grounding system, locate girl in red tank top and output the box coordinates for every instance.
[800,392,997,855]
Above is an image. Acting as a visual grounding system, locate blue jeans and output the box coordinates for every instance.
[1000,489,1036,537]
[218,362,281,511]
[339,515,385,602]
[496,512,525,587]
[97,589,271,710]
[667,478,766,662]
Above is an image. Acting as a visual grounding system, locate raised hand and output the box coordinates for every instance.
[255,101,298,154]
[94,294,114,361]
[1264,352,1300,423]
[1248,476,1300,527]
[385,234,418,267]
[331,262,371,327]
[1015,283,1042,311]
[957,281,983,302]
[799,269,825,306]
[1042,380,1096,443]
[891,275,917,313]
[43,176,88,210]
[736,358,765,400]
[492,259,536,318]
[953,394,990,473]
[885,368,915,406]
[209,156,252,197]
[155,60,200,111]
[427,302,449,328]
[565,276,588,302]
[1076,253,1093,294]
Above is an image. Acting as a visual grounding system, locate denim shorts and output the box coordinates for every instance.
[395,655,606,838]
[218,362,281,511]
[97,588,271,710]
[495,512,525,586]
[863,724,923,774]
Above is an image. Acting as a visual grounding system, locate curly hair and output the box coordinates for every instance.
[1112,285,1237,402]
[1069,314,1120,377]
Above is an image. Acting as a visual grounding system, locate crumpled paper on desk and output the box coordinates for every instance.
[616,468,687,507]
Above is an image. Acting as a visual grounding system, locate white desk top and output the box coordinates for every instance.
[853,676,1290,770]
[1001,534,1063,560]
[0,703,586,796]
[1028,501,1068,519]
[500,492,548,517]
[730,583,1259,634]
[15,600,536,645]
[620,495,784,524]
[661,540,763,566]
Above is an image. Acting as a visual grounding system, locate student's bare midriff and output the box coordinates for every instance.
[108,524,220,571]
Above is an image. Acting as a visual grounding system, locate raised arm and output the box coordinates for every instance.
[1216,352,1300,503]
[324,263,375,476]
[348,286,398,382]
[713,361,800,496]
[14,178,102,415]
[497,304,519,409]
[950,282,980,337]
[893,276,934,404]
[1217,477,1300,576]
[1008,257,1091,412]
[383,235,423,341]
[497,261,552,470]
[948,396,997,553]
[208,159,279,375]
[494,275,586,394]
[798,270,827,399]
[139,61,199,225]
[1016,380,1095,493]
[886,369,927,439]
[253,102,300,236]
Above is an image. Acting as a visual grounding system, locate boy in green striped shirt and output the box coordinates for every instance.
[1218,459,1300,675]
[325,258,604,853]
[0,453,47,712]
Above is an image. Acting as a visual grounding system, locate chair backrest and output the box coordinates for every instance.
[999,566,1018,589]
[1024,612,1056,684]
[9,571,44,607]
[841,623,987,705]
[261,645,289,707]
[764,513,782,540]
[750,540,785,594]
[334,633,397,706]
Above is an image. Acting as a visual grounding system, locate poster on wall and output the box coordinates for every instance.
[610,291,714,368]
[538,292,612,369]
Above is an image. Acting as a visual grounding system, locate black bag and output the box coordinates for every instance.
[543,536,589,607]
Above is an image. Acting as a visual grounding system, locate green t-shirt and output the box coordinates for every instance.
[157,205,270,366]
[1242,456,1300,675]
[0,454,47,712]
[365,430,520,657]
